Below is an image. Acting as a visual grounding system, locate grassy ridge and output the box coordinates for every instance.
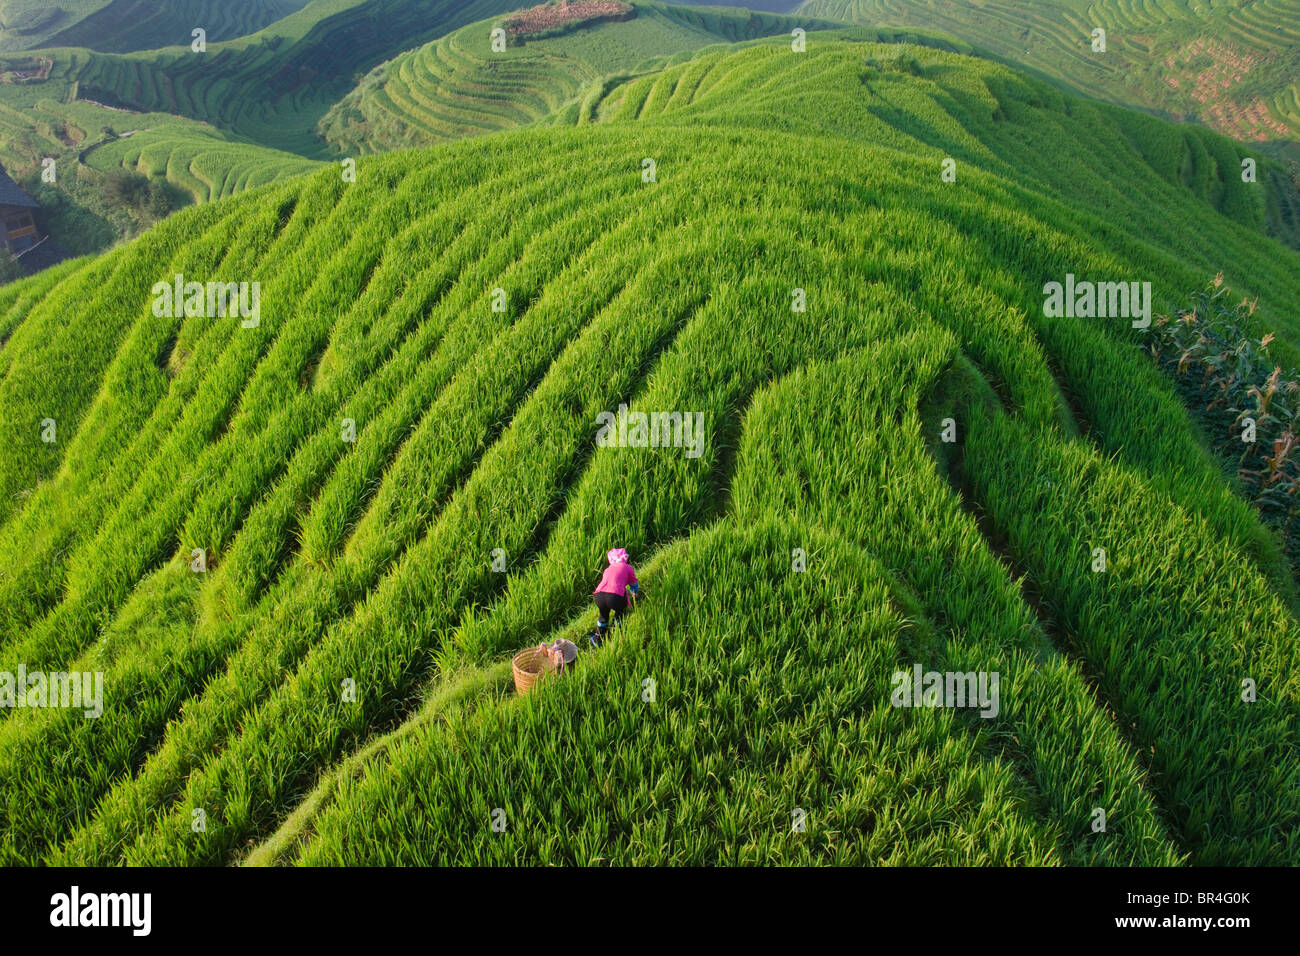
[601,35,1300,248]
[1,38,1299,865]
[0,85,318,192]
[5,2,1292,252]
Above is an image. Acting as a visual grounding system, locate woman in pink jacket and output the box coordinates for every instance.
[591,547,640,647]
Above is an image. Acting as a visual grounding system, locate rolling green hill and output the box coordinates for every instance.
[1,36,1297,866]
[797,0,1300,161]
[318,2,846,154]
[0,0,109,52]
[0,0,313,53]
[0,0,936,258]
[0,0,531,253]
[0,75,319,255]
[81,123,320,203]
[322,3,1300,247]
[0,80,320,202]
[1,0,532,157]
[45,0,315,54]
[0,1,840,259]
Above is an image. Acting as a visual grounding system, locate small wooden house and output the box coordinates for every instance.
[0,163,68,278]
[0,164,40,254]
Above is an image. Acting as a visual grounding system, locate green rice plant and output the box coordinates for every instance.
[295,518,1066,865]
[962,401,1300,864]
[0,34,1297,868]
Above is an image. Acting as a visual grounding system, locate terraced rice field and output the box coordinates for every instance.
[0,79,318,211]
[45,0,315,53]
[319,2,838,154]
[16,0,530,156]
[0,1,109,52]
[320,20,601,154]
[0,0,316,53]
[1,37,1297,866]
[797,0,1300,158]
[84,127,319,203]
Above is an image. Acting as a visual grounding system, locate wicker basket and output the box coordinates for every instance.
[512,646,557,695]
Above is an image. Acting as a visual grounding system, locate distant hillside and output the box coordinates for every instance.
[797,0,1300,162]
[0,1,844,157]
[0,1,107,52]
[1,38,1298,867]
[0,0,313,53]
[319,2,845,154]
[0,83,319,198]
[45,0,314,53]
[0,74,318,256]
[0,0,839,257]
[0,1,539,257]
[1,0,532,156]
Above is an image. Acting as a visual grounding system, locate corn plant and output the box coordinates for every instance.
[1148,275,1300,567]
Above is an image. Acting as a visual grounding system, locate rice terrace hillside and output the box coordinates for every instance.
[0,0,1298,893]
[798,0,1300,162]
[0,1,316,53]
[0,0,812,258]
[0,0,540,256]
[319,2,847,153]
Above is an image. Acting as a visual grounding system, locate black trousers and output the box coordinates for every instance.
[594,591,627,627]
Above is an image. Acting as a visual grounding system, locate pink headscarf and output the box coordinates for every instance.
[607,548,629,565]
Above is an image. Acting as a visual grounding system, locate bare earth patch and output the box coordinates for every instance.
[1161,38,1290,142]
[503,1,635,38]
[0,57,52,83]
